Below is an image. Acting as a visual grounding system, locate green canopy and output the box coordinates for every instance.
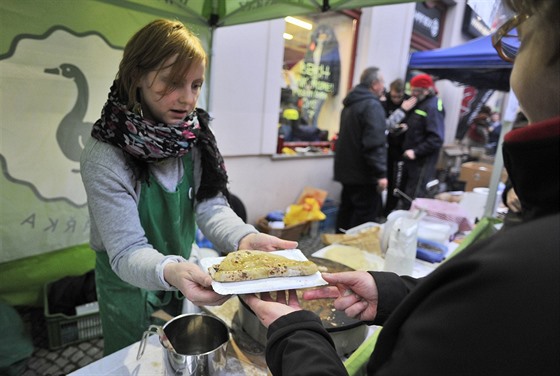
[95,0,416,106]
[99,0,415,28]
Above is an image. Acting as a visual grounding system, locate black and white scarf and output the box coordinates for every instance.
[92,82,228,200]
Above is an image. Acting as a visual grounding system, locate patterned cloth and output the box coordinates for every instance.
[91,82,199,162]
[411,198,473,232]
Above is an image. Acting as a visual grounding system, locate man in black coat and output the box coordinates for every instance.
[334,67,388,232]
[383,78,415,217]
[399,73,445,209]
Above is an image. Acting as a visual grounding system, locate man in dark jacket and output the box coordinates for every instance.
[334,67,388,232]
[383,78,416,217]
[399,73,445,209]
[242,1,560,374]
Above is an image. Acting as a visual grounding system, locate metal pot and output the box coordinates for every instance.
[238,257,368,357]
[138,313,229,376]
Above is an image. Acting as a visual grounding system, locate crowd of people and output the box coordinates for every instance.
[334,68,445,231]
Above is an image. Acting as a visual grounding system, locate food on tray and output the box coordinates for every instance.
[314,244,385,271]
[208,250,319,282]
[324,245,368,271]
[321,226,382,255]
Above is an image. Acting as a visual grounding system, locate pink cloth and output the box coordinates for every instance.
[411,198,473,232]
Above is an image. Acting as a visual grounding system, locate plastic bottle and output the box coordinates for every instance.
[383,216,418,275]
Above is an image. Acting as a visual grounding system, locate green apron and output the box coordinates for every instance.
[96,154,196,355]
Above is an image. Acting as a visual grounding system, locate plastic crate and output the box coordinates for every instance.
[256,217,310,241]
[43,282,103,350]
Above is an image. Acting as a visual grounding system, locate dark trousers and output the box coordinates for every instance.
[398,156,437,210]
[336,184,382,233]
[384,152,404,217]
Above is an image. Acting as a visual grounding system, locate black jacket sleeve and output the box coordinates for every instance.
[369,271,419,325]
[266,310,347,376]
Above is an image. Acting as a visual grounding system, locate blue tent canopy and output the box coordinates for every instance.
[408,34,517,92]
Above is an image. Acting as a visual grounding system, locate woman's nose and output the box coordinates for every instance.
[178,86,197,107]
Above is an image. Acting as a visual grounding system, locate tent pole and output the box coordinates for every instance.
[205,25,215,113]
[483,119,511,218]
[483,90,517,218]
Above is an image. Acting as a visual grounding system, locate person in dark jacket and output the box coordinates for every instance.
[398,73,445,209]
[487,110,503,154]
[242,0,560,374]
[462,104,492,149]
[382,79,416,217]
[334,67,388,232]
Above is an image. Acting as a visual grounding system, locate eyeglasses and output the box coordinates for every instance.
[492,13,530,62]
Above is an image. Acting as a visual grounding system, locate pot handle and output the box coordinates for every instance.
[136,324,161,360]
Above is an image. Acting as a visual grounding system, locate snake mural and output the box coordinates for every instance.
[0,28,122,262]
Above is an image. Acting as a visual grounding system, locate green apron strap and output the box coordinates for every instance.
[138,154,196,260]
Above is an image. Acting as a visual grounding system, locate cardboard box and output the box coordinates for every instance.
[459,162,508,191]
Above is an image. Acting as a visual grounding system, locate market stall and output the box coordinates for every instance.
[67,226,447,375]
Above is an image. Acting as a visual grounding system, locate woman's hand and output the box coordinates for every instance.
[164,261,230,306]
[238,233,298,251]
[303,271,379,321]
[241,290,302,328]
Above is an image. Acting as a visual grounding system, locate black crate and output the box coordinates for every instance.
[43,282,102,350]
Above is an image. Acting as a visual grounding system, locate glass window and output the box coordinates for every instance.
[278,12,358,155]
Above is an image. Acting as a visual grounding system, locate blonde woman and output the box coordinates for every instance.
[81,19,296,355]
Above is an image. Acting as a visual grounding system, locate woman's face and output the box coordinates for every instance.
[138,54,205,125]
[510,14,560,123]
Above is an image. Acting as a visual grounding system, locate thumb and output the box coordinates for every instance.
[322,271,353,285]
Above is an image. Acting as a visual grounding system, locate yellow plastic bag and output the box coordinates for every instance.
[284,198,326,226]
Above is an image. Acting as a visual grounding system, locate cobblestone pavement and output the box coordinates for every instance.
[15,307,103,376]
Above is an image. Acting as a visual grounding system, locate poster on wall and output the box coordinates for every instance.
[0,27,122,262]
[278,12,356,147]
[297,24,341,128]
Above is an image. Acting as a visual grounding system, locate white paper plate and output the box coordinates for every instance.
[200,249,327,295]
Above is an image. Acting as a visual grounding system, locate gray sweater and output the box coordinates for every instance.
[80,138,257,291]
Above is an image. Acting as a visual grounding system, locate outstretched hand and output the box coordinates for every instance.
[164,261,231,306]
[238,233,298,251]
[242,290,302,328]
[303,271,379,321]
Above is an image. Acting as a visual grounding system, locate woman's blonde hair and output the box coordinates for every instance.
[116,19,207,109]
